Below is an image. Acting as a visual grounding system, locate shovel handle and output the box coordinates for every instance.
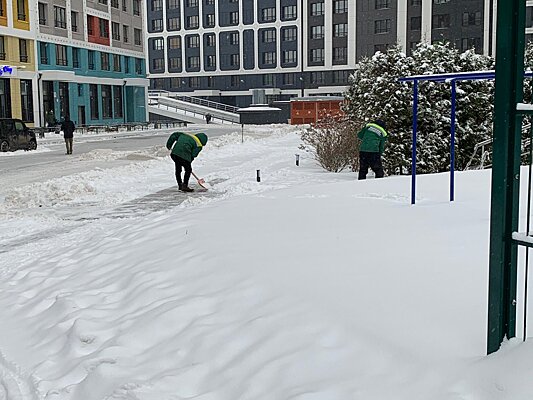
[191,171,208,189]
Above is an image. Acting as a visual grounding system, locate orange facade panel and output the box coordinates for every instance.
[290,99,344,125]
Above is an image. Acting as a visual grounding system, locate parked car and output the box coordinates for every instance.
[0,118,37,152]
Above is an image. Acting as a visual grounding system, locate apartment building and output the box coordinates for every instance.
[37,0,149,127]
[0,0,39,125]
[144,0,503,108]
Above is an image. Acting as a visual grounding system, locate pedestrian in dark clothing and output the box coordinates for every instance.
[205,113,212,124]
[61,115,76,155]
[357,120,388,180]
[166,131,208,192]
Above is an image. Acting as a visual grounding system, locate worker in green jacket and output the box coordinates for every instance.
[166,131,208,192]
[357,120,388,180]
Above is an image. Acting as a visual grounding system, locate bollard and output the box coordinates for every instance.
[256,170,261,182]
[295,154,300,166]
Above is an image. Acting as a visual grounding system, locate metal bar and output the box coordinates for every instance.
[524,123,533,341]
[411,80,418,205]
[450,80,457,202]
[487,0,526,355]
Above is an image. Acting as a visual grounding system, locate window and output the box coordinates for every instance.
[170,77,181,88]
[187,15,199,28]
[168,17,180,30]
[262,29,276,43]
[19,39,28,62]
[17,0,26,21]
[374,19,391,34]
[101,85,112,118]
[77,84,83,97]
[462,11,482,26]
[100,19,109,38]
[206,55,216,67]
[90,85,99,119]
[230,53,239,67]
[122,0,127,11]
[433,0,450,3]
[169,57,181,69]
[112,22,120,40]
[187,0,198,5]
[0,79,11,118]
[135,58,143,74]
[168,0,179,9]
[56,44,67,65]
[411,0,421,5]
[113,54,121,71]
[207,76,215,88]
[113,86,123,118]
[124,56,130,73]
[187,56,200,69]
[123,25,129,43]
[333,23,348,37]
[87,15,94,35]
[99,0,108,4]
[334,0,347,13]
[263,74,274,86]
[283,27,297,41]
[205,14,215,27]
[153,37,164,50]
[71,11,78,32]
[282,50,296,64]
[205,0,214,5]
[333,70,349,84]
[152,0,162,11]
[333,47,347,62]
[262,51,276,65]
[134,28,142,45]
[310,2,324,16]
[205,34,215,47]
[152,19,163,31]
[433,14,450,28]
[374,44,388,53]
[230,32,239,45]
[310,71,324,84]
[230,75,239,87]
[190,77,200,88]
[54,6,66,28]
[73,48,80,68]
[169,36,181,49]
[101,52,110,70]
[410,16,421,31]
[261,7,276,22]
[38,2,46,24]
[282,5,296,20]
[111,0,119,7]
[311,25,324,39]
[88,50,95,69]
[187,35,199,47]
[133,0,141,15]
[283,73,295,85]
[39,42,48,64]
[375,0,390,9]
[461,37,482,52]
[310,48,324,63]
[153,58,164,70]
[229,11,238,24]
[20,80,33,123]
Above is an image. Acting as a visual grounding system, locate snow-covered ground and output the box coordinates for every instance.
[0,125,532,399]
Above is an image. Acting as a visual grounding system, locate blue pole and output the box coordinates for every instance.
[411,80,418,205]
[450,80,456,202]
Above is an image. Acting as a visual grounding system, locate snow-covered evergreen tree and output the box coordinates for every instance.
[344,42,494,174]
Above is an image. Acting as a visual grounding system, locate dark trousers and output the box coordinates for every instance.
[171,154,192,187]
[358,151,384,180]
[64,138,73,154]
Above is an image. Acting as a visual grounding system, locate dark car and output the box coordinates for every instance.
[0,118,37,152]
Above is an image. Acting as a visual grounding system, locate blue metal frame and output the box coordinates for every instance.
[399,71,533,205]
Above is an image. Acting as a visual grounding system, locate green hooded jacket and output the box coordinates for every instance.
[166,132,208,162]
[357,123,388,154]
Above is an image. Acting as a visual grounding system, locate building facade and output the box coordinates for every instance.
[0,0,40,126]
[36,0,149,127]
[141,0,509,109]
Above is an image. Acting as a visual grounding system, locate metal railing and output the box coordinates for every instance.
[150,98,239,124]
[149,90,239,113]
[33,121,187,137]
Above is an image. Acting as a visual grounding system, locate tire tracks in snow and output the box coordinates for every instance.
[0,352,38,400]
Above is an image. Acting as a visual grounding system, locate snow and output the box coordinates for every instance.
[0,125,532,399]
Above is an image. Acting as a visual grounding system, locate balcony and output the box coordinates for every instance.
[55,20,66,29]
[39,18,46,24]
[41,56,49,64]
[18,13,26,21]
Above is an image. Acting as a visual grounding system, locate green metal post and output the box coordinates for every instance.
[487,1,526,354]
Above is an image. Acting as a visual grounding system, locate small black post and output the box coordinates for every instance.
[256,170,261,182]
[241,123,244,143]
[295,154,300,166]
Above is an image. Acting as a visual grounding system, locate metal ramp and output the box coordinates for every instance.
[148,90,240,124]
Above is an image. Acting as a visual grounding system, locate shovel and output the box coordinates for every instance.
[192,171,209,190]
